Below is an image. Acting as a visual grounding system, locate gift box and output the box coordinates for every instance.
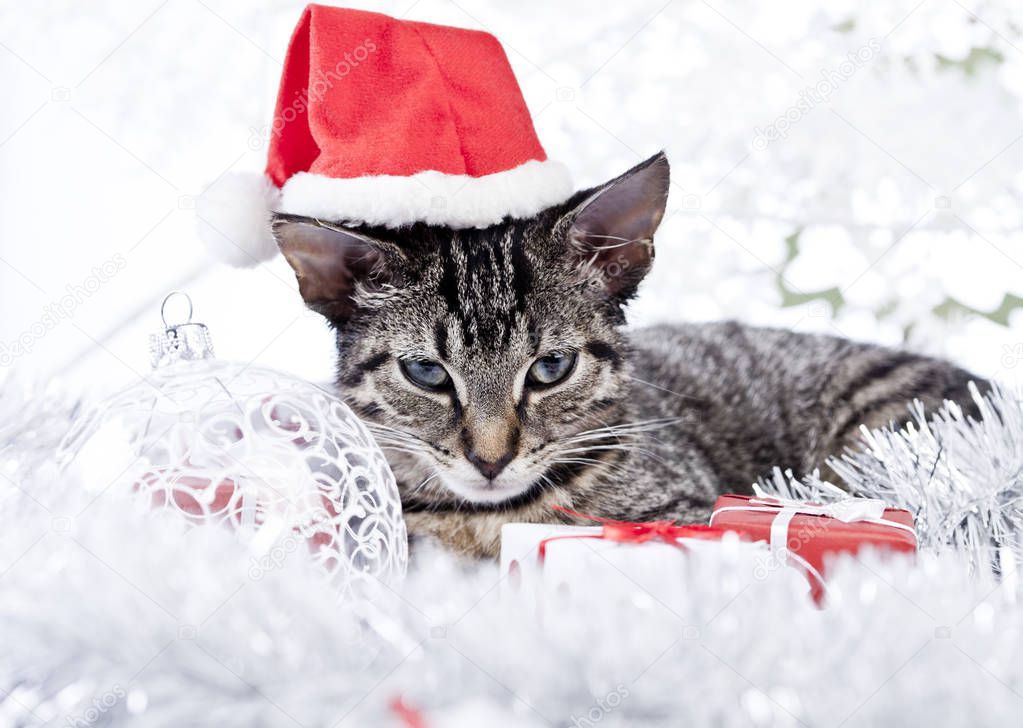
[709,489,917,603]
[499,508,786,602]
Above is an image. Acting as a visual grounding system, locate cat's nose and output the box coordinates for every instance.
[464,448,515,480]
[461,419,520,481]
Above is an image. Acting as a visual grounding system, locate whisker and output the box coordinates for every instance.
[536,473,562,498]
[365,422,433,444]
[589,237,649,251]
[550,457,629,478]
[369,434,429,447]
[555,443,667,468]
[370,433,428,445]
[562,419,683,445]
[572,417,684,435]
[558,442,641,451]
[557,444,649,456]
[583,233,634,243]
[364,423,443,458]
[376,444,430,457]
[407,471,440,497]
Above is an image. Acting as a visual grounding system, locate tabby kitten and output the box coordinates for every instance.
[273,153,983,558]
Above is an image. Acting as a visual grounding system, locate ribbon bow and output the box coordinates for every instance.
[748,484,888,523]
[538,505,728,560]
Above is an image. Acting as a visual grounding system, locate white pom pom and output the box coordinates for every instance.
[196,173,281,267]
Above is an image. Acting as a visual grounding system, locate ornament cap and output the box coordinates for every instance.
[149,292,214,367]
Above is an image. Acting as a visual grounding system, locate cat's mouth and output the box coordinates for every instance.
[437,473,541,505]
[421,479,546,512]
[424,460,590,511]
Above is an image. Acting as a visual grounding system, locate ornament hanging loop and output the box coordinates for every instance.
[161,291,194,329]
[149,291,214,368]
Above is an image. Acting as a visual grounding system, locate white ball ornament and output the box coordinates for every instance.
[57,292,407,598]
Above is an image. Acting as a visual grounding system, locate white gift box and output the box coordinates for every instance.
[500,522,794,603]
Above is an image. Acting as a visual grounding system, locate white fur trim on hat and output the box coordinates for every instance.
[279,159,573,229]
[196,173,281,267]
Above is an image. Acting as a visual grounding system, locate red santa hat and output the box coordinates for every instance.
[198,4,572,266]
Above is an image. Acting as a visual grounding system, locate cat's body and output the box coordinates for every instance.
[273,152,984,559]
[402,321,981,557]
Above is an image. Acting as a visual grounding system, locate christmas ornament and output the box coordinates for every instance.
[197,4,572,264]
[56,292,407,598]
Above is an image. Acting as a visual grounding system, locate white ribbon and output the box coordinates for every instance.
[749,483,888,523]
[708,485,917,592]
[710,484,914,535]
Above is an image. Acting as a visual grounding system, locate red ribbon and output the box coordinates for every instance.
[538,505,730,560]
[389,697,428,728]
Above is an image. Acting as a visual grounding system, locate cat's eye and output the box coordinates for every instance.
[399,358,452,390]
[527,351,577,387]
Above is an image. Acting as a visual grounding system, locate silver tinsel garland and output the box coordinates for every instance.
[2,378,1023,727]
[764,383,1023,576]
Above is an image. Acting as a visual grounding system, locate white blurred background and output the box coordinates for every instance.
[2,0,1023,398]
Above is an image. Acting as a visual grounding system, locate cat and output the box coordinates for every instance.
[272,152,984,558]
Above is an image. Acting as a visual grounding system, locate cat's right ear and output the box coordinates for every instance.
[272,215,399,322]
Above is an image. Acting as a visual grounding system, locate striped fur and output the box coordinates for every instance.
[274,154,986,558]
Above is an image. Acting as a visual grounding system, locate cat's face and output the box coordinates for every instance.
[274,153,669,508]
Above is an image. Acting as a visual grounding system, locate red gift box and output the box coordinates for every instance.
[709,492,917,603]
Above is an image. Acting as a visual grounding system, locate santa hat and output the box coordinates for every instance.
[198,4,572,266]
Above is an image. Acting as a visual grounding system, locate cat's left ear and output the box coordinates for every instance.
[565,151,669,299]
